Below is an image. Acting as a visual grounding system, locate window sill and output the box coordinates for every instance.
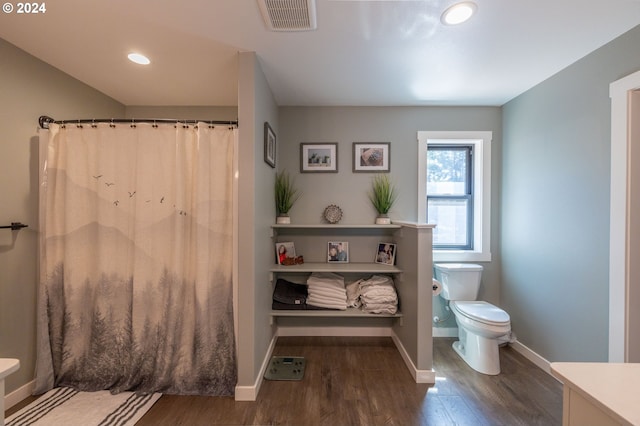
[433,250,491,263]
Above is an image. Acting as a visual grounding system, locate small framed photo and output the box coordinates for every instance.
[301,143,338,173]
[275,242,296,265]
[327,241,349,263]
[375,242,396,265]
[353,142,390,172]
[264,122,276,168]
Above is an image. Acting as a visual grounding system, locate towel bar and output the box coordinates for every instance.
[0,222,28,230]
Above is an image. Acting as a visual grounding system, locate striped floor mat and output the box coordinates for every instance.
[5,387,161,426]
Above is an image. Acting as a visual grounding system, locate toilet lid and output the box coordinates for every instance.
[451,301,510,326]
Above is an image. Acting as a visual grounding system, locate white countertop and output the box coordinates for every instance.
[551,362,640,426]
[0,358,19,380]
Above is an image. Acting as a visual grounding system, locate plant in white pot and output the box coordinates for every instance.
[369,174,398,224]
[275,170,301,224]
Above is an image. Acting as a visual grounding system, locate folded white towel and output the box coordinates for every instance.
[308,290,347,302]
[307,272,345,289]
[307,297,347,310]
[359,275,394,289]
[360,297,398,306]
[362,303,398,315]
[308,286,347,299]
[360,289,397,301]
[308,293,347,306]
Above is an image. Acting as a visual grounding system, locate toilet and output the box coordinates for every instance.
[434,263,511,375]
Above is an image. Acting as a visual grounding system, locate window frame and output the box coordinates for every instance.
[418,131,492,262]
[427,144,474,250]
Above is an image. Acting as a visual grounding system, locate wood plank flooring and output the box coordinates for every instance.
[7,336,563,425]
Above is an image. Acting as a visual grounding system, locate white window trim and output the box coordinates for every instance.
[418,131,492,262]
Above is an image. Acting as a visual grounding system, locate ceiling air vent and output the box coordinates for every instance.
[257,0,317,31]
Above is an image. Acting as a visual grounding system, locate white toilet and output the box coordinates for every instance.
[434,263,511,375]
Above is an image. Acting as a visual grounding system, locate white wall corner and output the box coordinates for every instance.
[391,333,436,384]
[5,380,35,410]
[235,333,278,401]
[510,340,557,379]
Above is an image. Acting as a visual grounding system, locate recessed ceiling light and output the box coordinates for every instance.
[127,53,150,65]
[441,1,477,25]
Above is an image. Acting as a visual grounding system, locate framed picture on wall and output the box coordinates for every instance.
[264,122,276,168]
[327,241,349,263]
[300,143,338,173]
[375,242,396,265]
[353,142,390,172]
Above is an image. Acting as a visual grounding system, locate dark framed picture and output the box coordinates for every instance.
[275,242,296,265]
[264,122,276,168]
[301,143,338,173]
[327,241,349,263]
[375,242,396,265]
[353,142,390,172]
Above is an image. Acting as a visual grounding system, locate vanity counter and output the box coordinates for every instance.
[551,362,640,426]
[1,358,20,426]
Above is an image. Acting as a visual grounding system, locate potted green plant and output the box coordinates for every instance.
[369,174,398,224]
[275,170,301,224]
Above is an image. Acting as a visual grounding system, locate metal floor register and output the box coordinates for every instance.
[264,356,306,381]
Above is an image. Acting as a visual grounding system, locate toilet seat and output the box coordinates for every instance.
[451,301,510,326]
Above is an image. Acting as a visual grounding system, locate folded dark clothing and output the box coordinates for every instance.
[273,278,308,305]
[272,300,334,311]
[272,300,307,310]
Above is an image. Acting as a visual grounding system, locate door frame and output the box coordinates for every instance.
[609,69,640,362]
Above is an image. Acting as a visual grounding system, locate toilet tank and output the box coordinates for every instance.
[434,263,483,301]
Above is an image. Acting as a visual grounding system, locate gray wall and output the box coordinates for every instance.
[124,106,237,121]
[501,24,640,362]
[237,52,278,391]
[0,38,124,394]
[278,106,503,330]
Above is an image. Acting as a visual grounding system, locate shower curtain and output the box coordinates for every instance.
[35,122,237,396]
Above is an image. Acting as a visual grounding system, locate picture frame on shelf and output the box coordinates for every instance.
[301,143,338,173]
[327,241,349,263]
[275,241,296,265]
[264,122,276,168]
[375,242,396,265]
[353,142,390,172]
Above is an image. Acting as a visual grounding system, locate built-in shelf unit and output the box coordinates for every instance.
[268,221,436,383]
[270,223,403,320]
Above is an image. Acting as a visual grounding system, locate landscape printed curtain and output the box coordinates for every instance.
[34,122,237,395]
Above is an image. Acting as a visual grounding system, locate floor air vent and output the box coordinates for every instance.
[257,0,317,31]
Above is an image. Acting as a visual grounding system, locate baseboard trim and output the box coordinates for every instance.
[5,380,35,410]
[234,334,278,401]
[391,333,436,384]
[238,326,441,396]
[267,327,434,384]
[432,327,458,337]
[510,340,556,378]
[275,326,394,337]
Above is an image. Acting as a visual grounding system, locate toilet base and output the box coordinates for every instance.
[452,331,501,375]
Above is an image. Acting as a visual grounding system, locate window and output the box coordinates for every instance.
[427,145,473,250]
[418,131,492,262]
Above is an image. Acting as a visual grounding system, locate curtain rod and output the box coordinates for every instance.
[38,115,238,129]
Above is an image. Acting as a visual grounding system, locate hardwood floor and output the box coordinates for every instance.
[7,336,563,425]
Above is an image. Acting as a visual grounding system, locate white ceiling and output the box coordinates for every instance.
[1,0,639,107]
